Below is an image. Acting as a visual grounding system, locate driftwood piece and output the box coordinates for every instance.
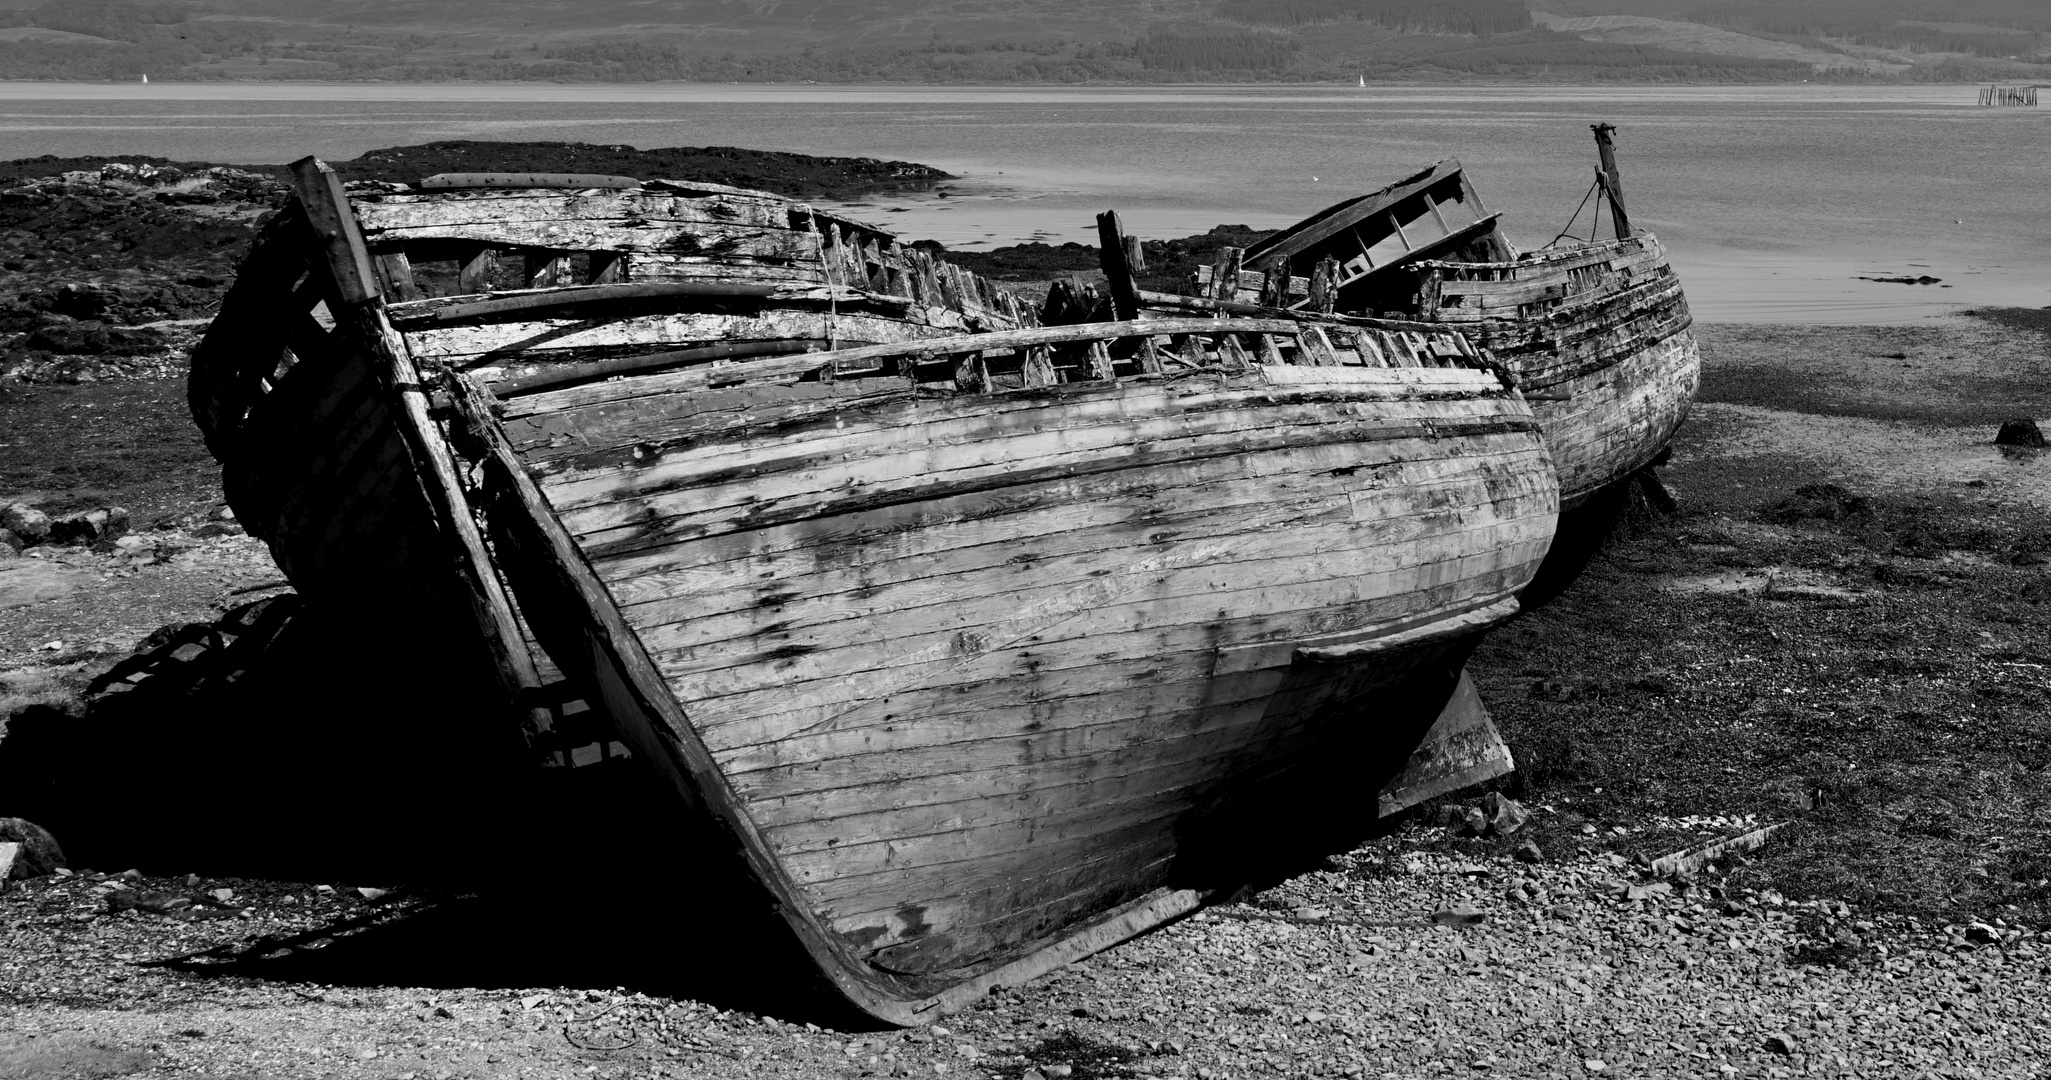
[1650,822,1785,879]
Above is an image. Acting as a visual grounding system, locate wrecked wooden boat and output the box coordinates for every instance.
[1192,127,1700,514]
[189,160,1558,1024]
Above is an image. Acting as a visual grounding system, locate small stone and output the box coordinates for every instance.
[1583,1060,1606,1072]
[1513,840,1543,864]
[315,884,334,895]
[1963,922,2001,945]
[1292,906,1331,921]
[1431,905,1486,927]
[211,887,235,902]
[1763,1032,1796,1055]
[1480,792,1529,836]
[1045,1066,1073,1078]
[358,886,389,901]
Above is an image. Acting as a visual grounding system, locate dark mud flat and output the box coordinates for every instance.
[1,140,952,200]
[941,225,1278,291]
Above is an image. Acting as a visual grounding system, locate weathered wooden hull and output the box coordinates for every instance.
[1414,233,1700,509]
[474,359,1555,1019]
[191,163,1561,1023]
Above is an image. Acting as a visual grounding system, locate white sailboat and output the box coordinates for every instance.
[1358,75,1365,88]
[141,74,149,83]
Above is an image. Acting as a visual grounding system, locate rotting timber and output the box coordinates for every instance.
[189,159,1560,1024]
[1158,125,1700,546]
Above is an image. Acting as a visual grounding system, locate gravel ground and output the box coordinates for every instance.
[4,818,2044,1080]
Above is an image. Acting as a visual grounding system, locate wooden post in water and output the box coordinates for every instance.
[1591,122,1632,239]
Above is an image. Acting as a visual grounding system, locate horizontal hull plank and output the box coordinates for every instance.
[527,366,1513,484]
[352,191,796,234]
[658,546,1546,728]
[707,576,1520,775]
[631,513,1547,680]
[404,310,951,368]
[835,851,1181,973]
[579,422,1529,587]
[742,654,1457,842]
[604,463,1548,626]
[563,422,1542,559]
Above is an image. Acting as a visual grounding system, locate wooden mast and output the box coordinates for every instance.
[1591,123,1632,239]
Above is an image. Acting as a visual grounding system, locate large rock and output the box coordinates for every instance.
[1996,419,2046,448]
[48,509,112,545]
[0,503,49,545]
[0,818,66,879]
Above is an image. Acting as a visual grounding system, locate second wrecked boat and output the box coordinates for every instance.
[1186,126,1700,516]
[189,160,1558,1022]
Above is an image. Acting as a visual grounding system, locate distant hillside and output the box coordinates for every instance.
[0,0,2044,83]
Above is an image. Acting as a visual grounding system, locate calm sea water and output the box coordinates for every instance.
[3,82,2047,323]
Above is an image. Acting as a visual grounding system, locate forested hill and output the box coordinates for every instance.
[1,0,2046,84]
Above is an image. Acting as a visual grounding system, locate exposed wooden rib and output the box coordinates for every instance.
[289,155,554,751]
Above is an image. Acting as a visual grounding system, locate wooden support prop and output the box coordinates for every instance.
[1096,210,1143,322]
[1377,666,1517,816]
[1591,123,1632,239]
[287,155,555,753]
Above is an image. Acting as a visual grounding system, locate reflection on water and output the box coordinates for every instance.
[1,82,2046,323]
